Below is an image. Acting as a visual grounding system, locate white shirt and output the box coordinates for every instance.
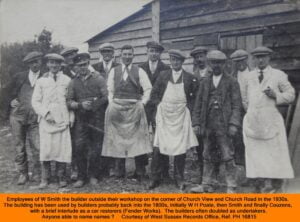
[199,67,207,78]
[149,60,158,74]
[172,69,182,83]
[103,60,113,73]
[213,74,223,88]
[107,63,152,104]
[28,70,40,87]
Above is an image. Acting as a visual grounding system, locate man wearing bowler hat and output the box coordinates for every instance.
[139,41,171,180]
[242,46,295,192]
[148,49,199,190]
[67,53,108,188]
[7,51,43,185]
[93,42,119,81]
[32,53,73,188]
[192,50,242,193]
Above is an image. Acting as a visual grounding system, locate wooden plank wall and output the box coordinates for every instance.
[88,8,152,65]
[159,0,300,82]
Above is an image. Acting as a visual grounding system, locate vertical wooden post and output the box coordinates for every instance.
[152,0,160,42]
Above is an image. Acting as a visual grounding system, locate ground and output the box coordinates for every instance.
[0,124,292,194]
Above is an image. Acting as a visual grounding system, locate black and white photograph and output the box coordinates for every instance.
[0,0,300,194]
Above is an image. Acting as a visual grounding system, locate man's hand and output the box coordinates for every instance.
[81,101,92,111]
[10,99,20,108]
[228,125,238,137]
[69,120,75,128]
[263,87,276,100]
[45,112,55,124]
[193,126,201,136]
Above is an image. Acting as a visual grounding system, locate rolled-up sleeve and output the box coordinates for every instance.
[138,68,152,104]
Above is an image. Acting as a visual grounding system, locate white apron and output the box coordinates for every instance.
[154,81,198,156]
[102,99,152,158]
[243,72,294,178]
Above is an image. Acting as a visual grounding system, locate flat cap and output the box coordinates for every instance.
[168,49,186,60]
[207,50,227,60]
[230,49,248,61]
[146,41,164,51]
[73,52,90,65]
[44,53,65,62]
[190,46,208,57]
[60,47,79,56]
[251,46,273,56]
[23,51,43,63]
[99,43,115,51]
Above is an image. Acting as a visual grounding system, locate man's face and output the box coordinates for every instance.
[77,62,89,76]
[100,50,114,63]
[65,52,77,65]
[253,55,270,70]
[28,59,42,73]
[235,59,248,72]
[208,59,226,76]
[193,52,207,69]
[147,47,161,62]
[47,60,61,74]
[170,56,184,71]
[121,49,134,66]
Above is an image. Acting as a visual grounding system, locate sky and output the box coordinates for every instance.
[0,0,151,51]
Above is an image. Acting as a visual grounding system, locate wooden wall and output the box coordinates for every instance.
[87,7,152,65]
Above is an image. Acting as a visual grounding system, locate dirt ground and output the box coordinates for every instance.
[0,124,260,194]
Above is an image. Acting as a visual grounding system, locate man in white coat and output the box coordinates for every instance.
[32,53,74,188]
[242,46,295,193]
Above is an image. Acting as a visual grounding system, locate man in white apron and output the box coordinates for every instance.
[148,49,199,190]
[32,53,74,188]
[242,46,295,193]
[192,50,242,193]
[102,45,152,181]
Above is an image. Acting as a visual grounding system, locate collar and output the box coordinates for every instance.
[212,73,223,79]
[77,70,93,80]
[49,71,62,78]
[255,65,270,73]
[121,63,132,71]
[149,60,158,66]
[172,69,182,75]
[29,69,40,76]
[103,60,112,69]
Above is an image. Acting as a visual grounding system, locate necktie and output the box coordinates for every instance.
[123,66,129,81]
[104,62,109,73]
[53,73,57,82]
[258,70,264,83]
[150,62,155,74]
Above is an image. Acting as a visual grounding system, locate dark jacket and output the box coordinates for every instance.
[139,60,170,85]
[92,61,119,80]
[149,69,199,125]
[192,72,242,135]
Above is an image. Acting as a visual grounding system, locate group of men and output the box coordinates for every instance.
[6,39,295,193]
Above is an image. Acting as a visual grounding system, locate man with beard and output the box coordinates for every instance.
[7,51,43,185]
[67,53,108,187]
[32,53,73,188]
[148,49,199,190]
[139,41,170,180]
[92,43,119,81]
[191,50,242,193]
[102,45,152,181]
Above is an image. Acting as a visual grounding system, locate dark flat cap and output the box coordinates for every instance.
[99,43,115,51]
[60,47,79,56]
[207,50,227,60]
[23,51,43,63]
[146,41,164,51]
[168,49,186,60]
[190,46,208,57]
[230,49,248,61]
[45,53,65,62]
[251,46,273,56]
[73,53,90,65]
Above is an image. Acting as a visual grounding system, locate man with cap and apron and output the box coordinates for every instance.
[148,49,199,190]
[67,53,108,188]
[192,50,242,193]
[229,49,251,167]
[32,53,74,188]
[242,46,295,193]
[102,45,152,181]
[139,41,171,180]
[6,51,43,185]
[92,43,120,81]
[190,46,210,185]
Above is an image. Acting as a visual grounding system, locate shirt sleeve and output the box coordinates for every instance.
[275,72,295,105]
[139,68,152,104]
[31,79,49,117]
[107,68,115,103]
